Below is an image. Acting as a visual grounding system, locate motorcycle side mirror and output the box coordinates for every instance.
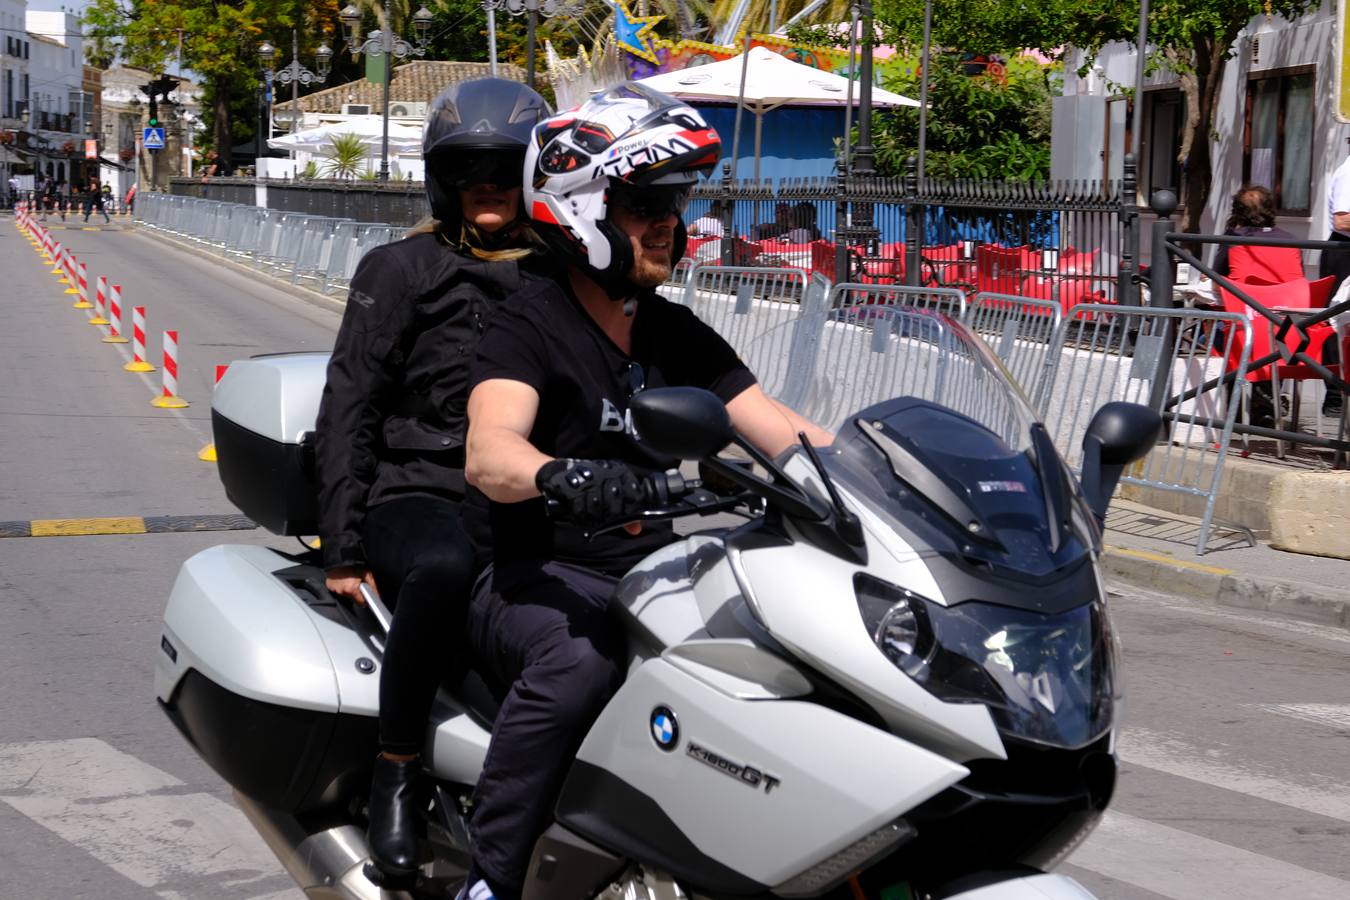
[630,387,734,460]
[1079,401,1163,522]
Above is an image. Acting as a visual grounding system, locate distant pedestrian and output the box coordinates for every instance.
[6,174,18,209]
[124,183,137,215]
[200,150,231,198]
[83,177,111,224]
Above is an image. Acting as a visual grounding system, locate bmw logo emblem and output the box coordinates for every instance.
[650,706,679,751]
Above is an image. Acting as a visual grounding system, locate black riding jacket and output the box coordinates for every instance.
[315,231,543,571]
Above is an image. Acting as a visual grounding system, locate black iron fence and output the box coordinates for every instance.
[687,156,1136,307]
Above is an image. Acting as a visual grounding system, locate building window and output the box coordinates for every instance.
[1143,89,1185,200]
[1243,67,1314,214]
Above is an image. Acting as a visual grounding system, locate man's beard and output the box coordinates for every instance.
[629,252,672,288]
[628,234,672,288]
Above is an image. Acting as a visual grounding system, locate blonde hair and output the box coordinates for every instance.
[409,216,539,262]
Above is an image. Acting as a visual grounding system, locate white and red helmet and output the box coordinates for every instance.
[525,83,721,288]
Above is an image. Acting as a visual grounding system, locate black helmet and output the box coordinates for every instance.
[422,78,551,224]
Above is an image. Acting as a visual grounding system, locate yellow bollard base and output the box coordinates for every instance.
[197,443,217,462]
[124,360,155,372]
[72,299,93,308]
[88,316,110,325]
[151,394,189,409]
[102,335,130,344]
[64,288,80,295]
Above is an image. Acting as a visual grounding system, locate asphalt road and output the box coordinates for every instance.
[1,219,1348,900]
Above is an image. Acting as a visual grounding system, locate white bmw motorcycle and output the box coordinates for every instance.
[154,310,1159,900]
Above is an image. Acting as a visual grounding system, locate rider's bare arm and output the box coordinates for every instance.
[466,378,553,502]
[727,385,834,457]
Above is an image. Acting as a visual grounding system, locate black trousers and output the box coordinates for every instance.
[362,495,477,756]
[464,560,627,898]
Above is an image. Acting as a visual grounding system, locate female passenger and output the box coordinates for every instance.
[313,78,550,886]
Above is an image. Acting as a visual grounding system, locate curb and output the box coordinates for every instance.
[122,222,348,315]
[1103,544,1350,630]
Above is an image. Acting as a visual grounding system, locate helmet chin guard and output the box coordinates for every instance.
[525,82,719,297]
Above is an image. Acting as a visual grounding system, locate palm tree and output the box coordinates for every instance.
[323,132,370,179]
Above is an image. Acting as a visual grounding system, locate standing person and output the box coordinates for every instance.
[124,182,137,216]
[6,173,18,209]
[460,85,832,900]
[312,77,551,888]
[83,177,111,224]
[1324,148,1350,297]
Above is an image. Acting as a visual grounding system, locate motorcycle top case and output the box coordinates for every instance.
[212,352,329,535]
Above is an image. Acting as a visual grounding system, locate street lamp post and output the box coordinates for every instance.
[259,31,332,162]
[482,0,579,87]
[340,1,433,182]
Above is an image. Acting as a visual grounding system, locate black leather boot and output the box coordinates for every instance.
[366,753,424,881]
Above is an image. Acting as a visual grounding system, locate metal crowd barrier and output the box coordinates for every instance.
[1041,304,1253,554]
[135,192,399,298]
[963,294,1063,415]
[669,264,1253,554]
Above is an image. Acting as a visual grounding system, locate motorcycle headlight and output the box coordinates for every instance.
[854,574,1116,749]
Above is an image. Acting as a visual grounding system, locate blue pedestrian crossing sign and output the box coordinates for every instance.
[143,127,166,151]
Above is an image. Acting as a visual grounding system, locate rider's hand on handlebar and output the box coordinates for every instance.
[326,566,378,604]
[536,458,653,529]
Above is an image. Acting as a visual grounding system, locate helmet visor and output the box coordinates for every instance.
[444,149,525,189]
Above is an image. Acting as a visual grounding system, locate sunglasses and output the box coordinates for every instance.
[608,184,691,221]
[625,361,645,399]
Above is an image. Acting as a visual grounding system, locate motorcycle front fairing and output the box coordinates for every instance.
[571,315,1119,894]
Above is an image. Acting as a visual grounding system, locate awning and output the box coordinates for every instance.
[0,145,34,164]
[98,152,132,171]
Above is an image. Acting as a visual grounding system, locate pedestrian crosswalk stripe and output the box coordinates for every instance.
[0,738,301,899]
[1259,703,1350,732]
[1119,727,1350,824]
[1068,810,1350,900]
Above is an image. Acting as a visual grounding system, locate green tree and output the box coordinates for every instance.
[83,0,329,169]
[871,0,1320,232]
[869,53,1058,180]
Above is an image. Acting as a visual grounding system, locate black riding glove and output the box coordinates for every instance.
[536,459,648,529]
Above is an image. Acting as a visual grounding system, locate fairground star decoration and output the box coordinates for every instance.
[610,0,663,65]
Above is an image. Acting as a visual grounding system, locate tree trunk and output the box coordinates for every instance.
[214,80,233,170]
[1177,35,1235,234]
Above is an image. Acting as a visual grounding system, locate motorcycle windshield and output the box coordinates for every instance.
[785,308,1094,578]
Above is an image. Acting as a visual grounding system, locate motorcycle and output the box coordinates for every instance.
[154,311,1160,900]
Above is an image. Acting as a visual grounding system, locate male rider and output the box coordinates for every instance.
[460,84,829,900]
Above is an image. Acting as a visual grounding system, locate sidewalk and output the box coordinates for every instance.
[1102,499,1350,629]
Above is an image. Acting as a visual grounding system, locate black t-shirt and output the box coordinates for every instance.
[467,278,756,577]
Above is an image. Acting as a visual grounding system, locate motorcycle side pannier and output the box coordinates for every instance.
[211,353,330,535]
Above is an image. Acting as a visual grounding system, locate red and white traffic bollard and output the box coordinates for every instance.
[62,252,79,294]
[150,331,189,408]
[89,276,110,326]
[150,330,188,409]
[72,261,92,308]
[102,284,130,344]
[50,241,65,276]
[124,306,154,372]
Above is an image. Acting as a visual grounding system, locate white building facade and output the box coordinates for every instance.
[19,7,86,190]
[1052,2,1346,267]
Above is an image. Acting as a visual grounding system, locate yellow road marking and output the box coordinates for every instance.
[30,517,147,537]
[1104,544,1233,577]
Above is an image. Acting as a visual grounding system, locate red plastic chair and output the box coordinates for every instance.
[973,244,1026,294]
[1217,280,1333,378]
[1228,244,1305,285]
